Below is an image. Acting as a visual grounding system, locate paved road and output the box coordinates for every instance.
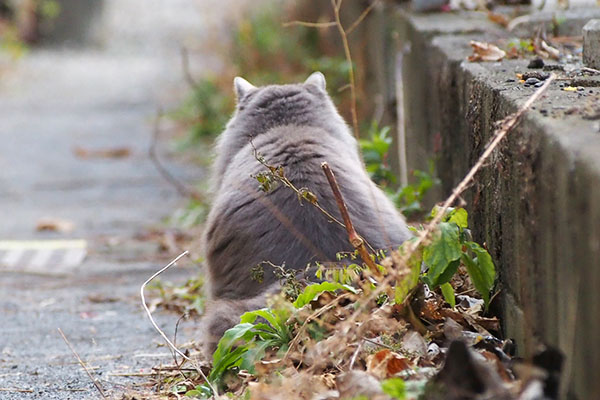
[0,1,238,397]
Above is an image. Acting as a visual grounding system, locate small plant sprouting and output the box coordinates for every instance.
[360,121,396,186]
[359,122,440,218]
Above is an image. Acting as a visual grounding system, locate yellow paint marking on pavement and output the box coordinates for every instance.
[0,240,88,274]
[0,240,87,250]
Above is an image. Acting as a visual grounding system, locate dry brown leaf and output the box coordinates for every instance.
[73,146,131,159]
[367,349,411,379]
[468,40,506,62]
[487,11,509,27]
[480,350,513,383]
[36,217,75,233]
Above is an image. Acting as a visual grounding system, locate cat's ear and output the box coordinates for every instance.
[234,77,256,100]
[304,71,326,90]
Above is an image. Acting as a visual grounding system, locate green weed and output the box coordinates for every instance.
[359,122,440,218]
[173,4,350,147]
[187,282,356,396]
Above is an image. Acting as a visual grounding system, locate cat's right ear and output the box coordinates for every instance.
[234,77,256,100]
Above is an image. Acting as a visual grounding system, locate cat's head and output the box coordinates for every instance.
[211,72,355,191]
[226,72,347,137]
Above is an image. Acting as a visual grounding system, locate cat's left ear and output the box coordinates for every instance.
[304,71,326,90]
[234,77,256,100]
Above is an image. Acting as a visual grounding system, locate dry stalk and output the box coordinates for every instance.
[0,388,34,393]
[321,162,379,274]
[283,0,379,140]
[282,20,337,28]
[348,339,364,369]
[140,251,218,397]
[149,110,205,203]
[57,328,108,399]
[331,0,359,140]
[282,292,353,364]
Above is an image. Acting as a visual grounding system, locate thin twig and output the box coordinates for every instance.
[346,0,380,35]
[362,337,395,350]
[152,366,200,372]
[140,251,218,397]
[282,20,336,28]
[321,162,379,274]
[331,0,359,140]
[149,110,205,202]
[348,339,364,369]
[107,372,158,377]
[581,66,600,75]
[0,388,34,393]
[57,328,108,399]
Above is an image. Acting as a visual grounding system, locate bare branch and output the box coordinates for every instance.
[149,110,205,203]
[346,0,380,35]
[180,47,198,88]
[57,328,108,399]
[321,162,379,274]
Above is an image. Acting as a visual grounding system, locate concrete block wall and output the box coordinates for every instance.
[393,8,600,399]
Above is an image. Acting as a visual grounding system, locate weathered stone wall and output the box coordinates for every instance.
[393,8,600,399]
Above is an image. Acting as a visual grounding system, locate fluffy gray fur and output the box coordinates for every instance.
[201,72,411,353]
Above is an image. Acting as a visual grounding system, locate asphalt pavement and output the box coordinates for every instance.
[0,1,231,397]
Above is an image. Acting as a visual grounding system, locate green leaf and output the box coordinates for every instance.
[209,346,248,387]
[185,384,213,398]
[211,323,255,370]
[423,222,462,285]
[446,208,468,229]
[240,339,277,373]
[394,244,422,304]
[240,308,277,326]
[462,242,496,308]
[381,377,406,399]
[440,282,456,308]
[432,259,460,287]
[293,282,356,308]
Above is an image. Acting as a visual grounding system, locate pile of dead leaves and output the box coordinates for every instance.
[138,264,562,400]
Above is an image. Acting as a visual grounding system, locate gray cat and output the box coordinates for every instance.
[201,72,411,354]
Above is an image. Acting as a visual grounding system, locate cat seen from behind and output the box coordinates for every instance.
[201,72,411,355]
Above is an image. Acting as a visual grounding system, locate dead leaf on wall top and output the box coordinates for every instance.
[468,41,506,62]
